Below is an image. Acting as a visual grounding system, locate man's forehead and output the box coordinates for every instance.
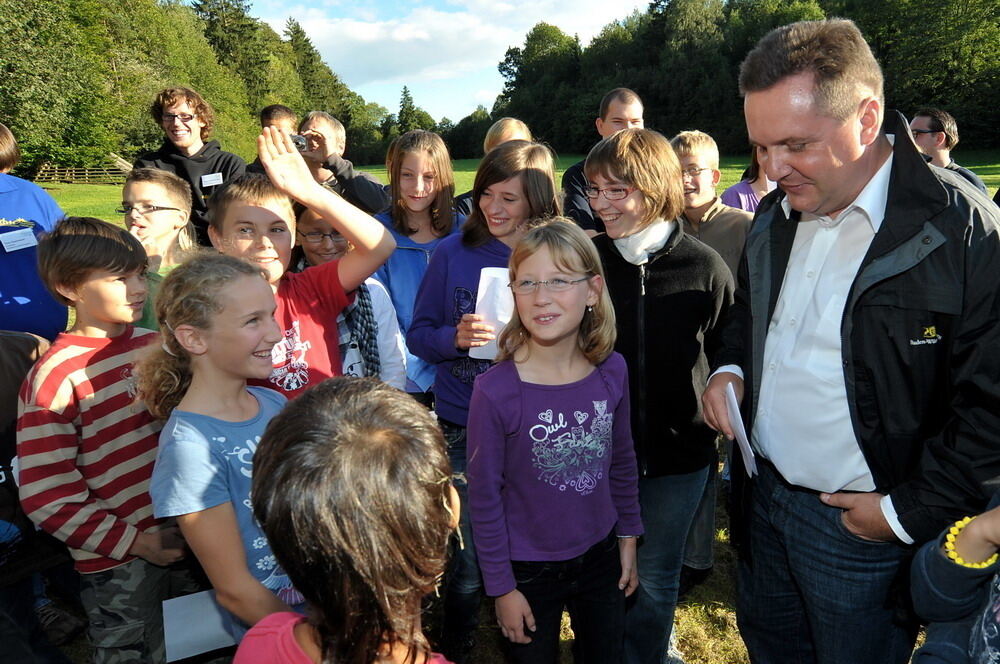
[909,115,932,129]
[606,100,643,119]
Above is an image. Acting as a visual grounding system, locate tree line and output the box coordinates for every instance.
[1,0,996,173]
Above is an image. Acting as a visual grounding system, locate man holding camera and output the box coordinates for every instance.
[134,86,246,245]
[297,111,388,215]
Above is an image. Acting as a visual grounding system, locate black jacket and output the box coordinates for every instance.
[134,139,246,245]
[595,224,733,477]
[717,111,1000,545]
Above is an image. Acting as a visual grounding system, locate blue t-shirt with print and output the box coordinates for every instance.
[150,386,301,639]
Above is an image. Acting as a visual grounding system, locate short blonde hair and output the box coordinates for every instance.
[483,118,532,155]
[0,122,21,173]
[584,128,684,230]
[670,130,720,169]
[497,218,615,365]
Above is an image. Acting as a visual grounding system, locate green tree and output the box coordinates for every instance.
[192,0,269,110]
[398,86,418,132]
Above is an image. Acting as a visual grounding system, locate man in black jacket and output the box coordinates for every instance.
[134,87,246,245]
[702,19,1000,664]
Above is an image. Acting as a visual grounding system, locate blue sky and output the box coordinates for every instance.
[251,0,646,123]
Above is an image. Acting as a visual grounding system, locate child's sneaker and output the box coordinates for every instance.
[35,602,86,646]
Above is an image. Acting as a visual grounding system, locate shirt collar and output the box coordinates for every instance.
[613,219,676,265]
[781,135,895,232]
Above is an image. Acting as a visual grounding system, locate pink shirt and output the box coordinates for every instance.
[234,612,453,664]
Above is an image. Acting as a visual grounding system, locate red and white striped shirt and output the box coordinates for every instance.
[16,326,163,573]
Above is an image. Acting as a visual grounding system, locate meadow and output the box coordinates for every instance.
[44,150,998,663]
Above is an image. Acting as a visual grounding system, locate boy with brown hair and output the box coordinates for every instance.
[17,217,191,663]
[208,128,395,399]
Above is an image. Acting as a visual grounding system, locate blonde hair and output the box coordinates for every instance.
[670,130,720,169]
[0,122,21,172]
[463,140,560,248]
[125,168,197,258]
[497,218,616,365]
[385,130,455,237]
[137,253,266,420]
[584,128,684,230]
[207,173,295,234]
[483,118,532,154]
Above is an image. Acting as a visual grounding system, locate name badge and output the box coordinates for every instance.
[1,227,38,252]
[201,172,224,187]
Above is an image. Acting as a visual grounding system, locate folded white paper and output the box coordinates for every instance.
[726,382,757,477]
[163,590,236,662]
[469,267,514,361]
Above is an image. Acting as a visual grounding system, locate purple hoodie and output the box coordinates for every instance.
[407,233,510,426]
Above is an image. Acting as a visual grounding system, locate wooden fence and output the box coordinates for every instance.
[35,154,133,185]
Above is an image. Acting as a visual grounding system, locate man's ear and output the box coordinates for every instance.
[858,96,883,147]
[173,324,208,356]
[711,169,722,188]
[595,116,605,137]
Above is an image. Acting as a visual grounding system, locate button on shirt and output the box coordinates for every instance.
[720,147,912,542]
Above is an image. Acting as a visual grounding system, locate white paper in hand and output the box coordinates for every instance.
[469,267,514,360]
[726,382,756,477]
[163,590,236,661]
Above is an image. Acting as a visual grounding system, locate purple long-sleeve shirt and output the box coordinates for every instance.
[406,234,510,426]
[467,353,643,597]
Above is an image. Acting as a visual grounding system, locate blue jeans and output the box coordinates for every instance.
[508,532,625,664]
[439,419,482,664]
[683,459,718,570]
[737,460,917,664]
[624,467,710,664]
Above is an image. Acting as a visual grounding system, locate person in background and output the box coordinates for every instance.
[292,206,406,389]
[374,130,462,406]
[455,117,533,216]
[246,105,299,174]
[236,377,460,664]
[120,168,198,330]
[563,88,645,236]
[720,147,775,213]
[134,86,246,245]
[299,111,389,214]
[909,107,988,193]
[0,121,66,340]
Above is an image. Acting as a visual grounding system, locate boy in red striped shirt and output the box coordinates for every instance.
[17,217,190,663]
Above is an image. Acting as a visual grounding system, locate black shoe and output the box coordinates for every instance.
[677,565,713,600]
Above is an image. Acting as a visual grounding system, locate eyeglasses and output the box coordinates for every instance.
[297,230,349,246]
[509,276,591,295]
[162,113,195,124]
[911,129,939,136]
[116,204,181,216]
[681,167,713,178]
[583,185,634,201]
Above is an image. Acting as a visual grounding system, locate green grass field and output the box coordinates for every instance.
[45,151,996,663]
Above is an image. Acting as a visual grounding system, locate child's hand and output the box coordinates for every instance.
[618,536,639,597]
[129,527,186,567]
[495,589,535,644]
[455,313,495,350]
[953,505,1000,565]
[258,126,319,203]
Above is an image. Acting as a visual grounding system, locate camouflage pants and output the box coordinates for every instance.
[79,558,203,664]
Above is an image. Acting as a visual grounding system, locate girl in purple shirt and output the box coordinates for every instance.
[467,219,643,663]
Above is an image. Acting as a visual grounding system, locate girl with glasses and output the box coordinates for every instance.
[466,219,642,663]
[407,139,560,663]
[585,128,734,664]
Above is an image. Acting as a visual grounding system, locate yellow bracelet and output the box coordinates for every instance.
[943,516,1000,569]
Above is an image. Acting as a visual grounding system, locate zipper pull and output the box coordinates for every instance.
[640,264,646,296]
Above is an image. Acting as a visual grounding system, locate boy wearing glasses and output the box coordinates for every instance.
[120,168,198,329]
[670,131,751,277]
[134,87,246,245]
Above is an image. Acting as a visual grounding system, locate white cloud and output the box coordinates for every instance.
[256,0,644,119]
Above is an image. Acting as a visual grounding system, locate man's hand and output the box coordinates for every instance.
[300,128,332,164]
[129,527,186,566]
[618,537,639,597]
[257,127,319,203]
[495,589,535,644]
[820,491,896,542]
[702,372,744,439]
[454,313,495,350]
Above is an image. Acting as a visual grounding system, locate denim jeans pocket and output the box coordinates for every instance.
[833,509,892,546]
[512,560,551,586]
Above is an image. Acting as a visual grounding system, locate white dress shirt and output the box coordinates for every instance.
[718,144,912,543]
